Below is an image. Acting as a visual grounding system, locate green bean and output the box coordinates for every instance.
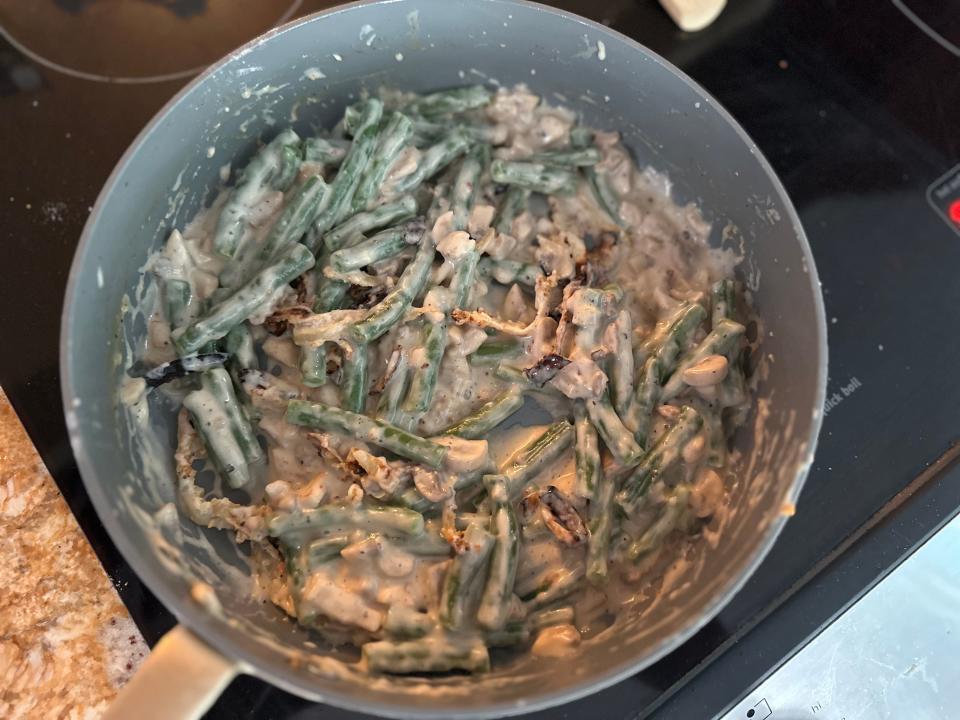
[348,229,434,345]
[362,636,490,674]
[299,345,328,388]
[586,462,618,586]
[484,624,529,648]
[174,243,315,355]
[183,388,252,489]
[305,534,351,566]
[385,529,452,557]
[617,405,703,516]
[407,85,491,117]
[451,143,490,231]
[690,397,726,468]
[571,127,624,226]
[163,279,193,330]
[449,247,480,308]
[200,368,263,465]
[468,338,524,364]
[272,143,302,192]
[401,320,447,414]
[440,522,495,629]
[393,129,471,194]
[444,388,525,439]
[528,147,601,166]
[501,421,575,499]
[586,390,642,466]
[214,128,300,257]
[528,606,575,631]
[352,112,414,211]
[308,99,384,248]
[627,485,692,561]
[286,399,448,468]
[340,342,369,414]
[477,257,543,287]
[490,159,578,195]
[324,195,418,253]
[477,478,520,630]
[624,302,706,446]
[573,402,601,499]
[303,136,349,166]
[384,605,434,639]
[711,278,737,327]
[660,318,745,401]
[376,351,410,424]
[521,566,584,611]
[259,175,329,262]
[493,185,530,236]
[410,117,500,146]
[329,220,421,272]
[609,309,635,417]
[268,503,425,538]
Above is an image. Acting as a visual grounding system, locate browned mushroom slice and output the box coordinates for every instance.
[539,486,589,546]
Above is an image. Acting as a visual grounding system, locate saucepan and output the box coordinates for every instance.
[60,1,827,717]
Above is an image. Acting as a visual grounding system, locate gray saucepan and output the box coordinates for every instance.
[60,1,827,717]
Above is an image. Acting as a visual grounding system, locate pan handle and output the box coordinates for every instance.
[103,624,239,720]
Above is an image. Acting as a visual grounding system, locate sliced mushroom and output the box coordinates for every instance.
[681,354,729,387]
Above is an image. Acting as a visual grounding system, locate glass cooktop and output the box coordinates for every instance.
[1,1,958,718]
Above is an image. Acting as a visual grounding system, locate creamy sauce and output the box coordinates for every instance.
[130,85,756,675]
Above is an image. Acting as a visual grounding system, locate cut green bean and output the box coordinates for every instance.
[477,478,520,630]
[308,99,384,248]
[490,159,578,195]
[268,503,425,538]
[609,309,635,417]
[444,388,525,439]
[484,623,530,648]
[259,175,329,262]
[376,351,410,424]
[440,522,495,629]
[303,136,349,166]
[401,320,447,414]
[384,605,434,639]
[305,534,351,566]
[407,85,491,117]
[352,112,414,212]
[521,566,584,611]
[528,147,601,166]
[324,195,418,252]
[627,485,692,561]
[393,129,471,194]
[586,462,618,586]
[624,302,706,446]
[174,243,315,355]
[286,399,448,469]
[451,143,490,231]
[340,342,369,413]
[200,368,263,465]
[493,185,530,236]
[711,278,737,327]
[660,318,745,401]
[571,127,624,226]
[348,229,434,345]
[468,338,524,364]
[163,279,193,330]
[272,143,302,192]
[586,390,642,466]
[214,128,300,257]
[362,635,490,674]
[183,388,252,489]
[573,402,601,499]
[617,406,703,516]
[501,421,575,498]
[329,220,421,272]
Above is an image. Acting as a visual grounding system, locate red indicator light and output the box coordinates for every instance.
[950,199,960,225]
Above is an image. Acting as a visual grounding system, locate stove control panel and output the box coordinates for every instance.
[718,512,960,720]
[928,164,960,237]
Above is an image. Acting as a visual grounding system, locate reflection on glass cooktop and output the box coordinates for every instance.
[0,1,958,718]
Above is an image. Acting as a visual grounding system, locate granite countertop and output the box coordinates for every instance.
[0,388,148,719]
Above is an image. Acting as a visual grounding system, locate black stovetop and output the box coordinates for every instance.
[2,1,959,718]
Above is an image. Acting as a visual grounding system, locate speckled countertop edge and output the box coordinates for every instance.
[0,387,149,719]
